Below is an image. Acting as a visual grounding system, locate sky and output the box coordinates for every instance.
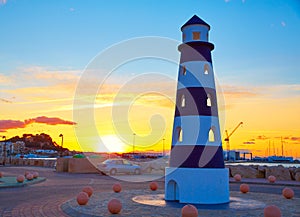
[0,0,300,158]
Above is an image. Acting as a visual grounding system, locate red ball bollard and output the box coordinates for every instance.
[26,173,33,181]
[107,198,122,214]
[268,175,276,183]
[82,186,94,197]
[234,174,242,182]
[149,182,158,191]
[240,183,250,193]
[181,204,198,217]
[282,187,294,199]
[113,183,122,193]
[16,175,25,183]
[264,205,281,217]
[77,192,89,205]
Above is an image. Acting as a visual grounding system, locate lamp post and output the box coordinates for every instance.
[2,136,6,166]
[162,138,165,156]
[132,133,136,154]
[59,134,63,157]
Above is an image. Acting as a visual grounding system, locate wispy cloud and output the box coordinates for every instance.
[222,85,258,98]
[0,120,25,132]
[24,116,76,126]
[0,97,12,103]
[281,21,286,27]
[0,116,76,132]
[0,0,7,5]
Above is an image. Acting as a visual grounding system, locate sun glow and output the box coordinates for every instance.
[100,135,127,153]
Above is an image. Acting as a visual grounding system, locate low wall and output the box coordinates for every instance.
[226,164,300,181]
[55,158,104,173]
[0,157,56,168]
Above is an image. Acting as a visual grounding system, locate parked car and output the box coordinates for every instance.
[97,158,141,175]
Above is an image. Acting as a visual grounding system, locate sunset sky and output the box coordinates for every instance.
[0,0,300,158]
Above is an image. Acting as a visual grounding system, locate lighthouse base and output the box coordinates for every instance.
[165,167,229,204]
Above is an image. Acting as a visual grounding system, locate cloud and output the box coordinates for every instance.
[0,116,76,132]
[0,120,26,132]
[256,135,270,140]
[222,85,258,98]
[0,0,7,5]
[281,21,286,27]
[24,116,76,126]
[0,97,12,103]
[243,141,255,144]
[69,7,75,12]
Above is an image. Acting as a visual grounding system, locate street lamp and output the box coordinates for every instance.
[59,134,63,157]
[2,136,6,166]
[132,133,136,154]
[162,138,165,156]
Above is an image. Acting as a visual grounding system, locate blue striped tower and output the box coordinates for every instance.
[165,15,229,204]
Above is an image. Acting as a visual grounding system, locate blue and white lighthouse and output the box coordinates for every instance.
[165,15,229,204]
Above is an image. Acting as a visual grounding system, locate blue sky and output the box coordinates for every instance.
[1,0,299,86]
[1,0,300,155]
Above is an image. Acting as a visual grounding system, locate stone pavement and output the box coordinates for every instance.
[0,166,299,217]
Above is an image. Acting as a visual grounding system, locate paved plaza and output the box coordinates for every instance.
[0,166,300,217]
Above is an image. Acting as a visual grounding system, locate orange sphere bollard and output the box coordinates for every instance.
[268,175,276,183]
[282,187,294,199]
[0,172,3,178]
[240,183,250,193]
[77,192,89,205]
[16,175,25,183]
[234,174,242,182]
[82,186,93,197]
[24,171,30,176]
[149,182,158,191]
[113,183,122,193]
[26,173,33,181]
[181,204,198,217]
[33,172,39,179]
[107,198,122,214]
[264,205,281,217]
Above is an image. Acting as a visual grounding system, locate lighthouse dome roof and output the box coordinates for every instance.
[181,15,210,30]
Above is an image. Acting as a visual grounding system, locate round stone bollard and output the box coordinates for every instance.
[26,173,34,181]
[282,187,294,199]
[240,183,250,193]
[16,175,25,183]
[181,204,198,217]
[234,174,242,182]
[77,192,89,205]
[268,175,276,183]
[149,182,158,191]
[107,198,122,214]
[0,172,3,178]
[113,183,122,193]
[82,186,93,197]
[264,205,281,217]
[33,172,39,179]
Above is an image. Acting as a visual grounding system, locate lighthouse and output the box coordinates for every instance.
[165,15,229,204]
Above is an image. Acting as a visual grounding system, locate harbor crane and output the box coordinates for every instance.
[224,122,243,152]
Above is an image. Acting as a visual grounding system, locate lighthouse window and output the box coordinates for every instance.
[207,94,212,107]
[183,33,186,41]
[176,127,183,142]
[193,32,200,40]
[181,95,186,107]
[204,64,209,74]
[182,65,186,75]
[209,128,215,142]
